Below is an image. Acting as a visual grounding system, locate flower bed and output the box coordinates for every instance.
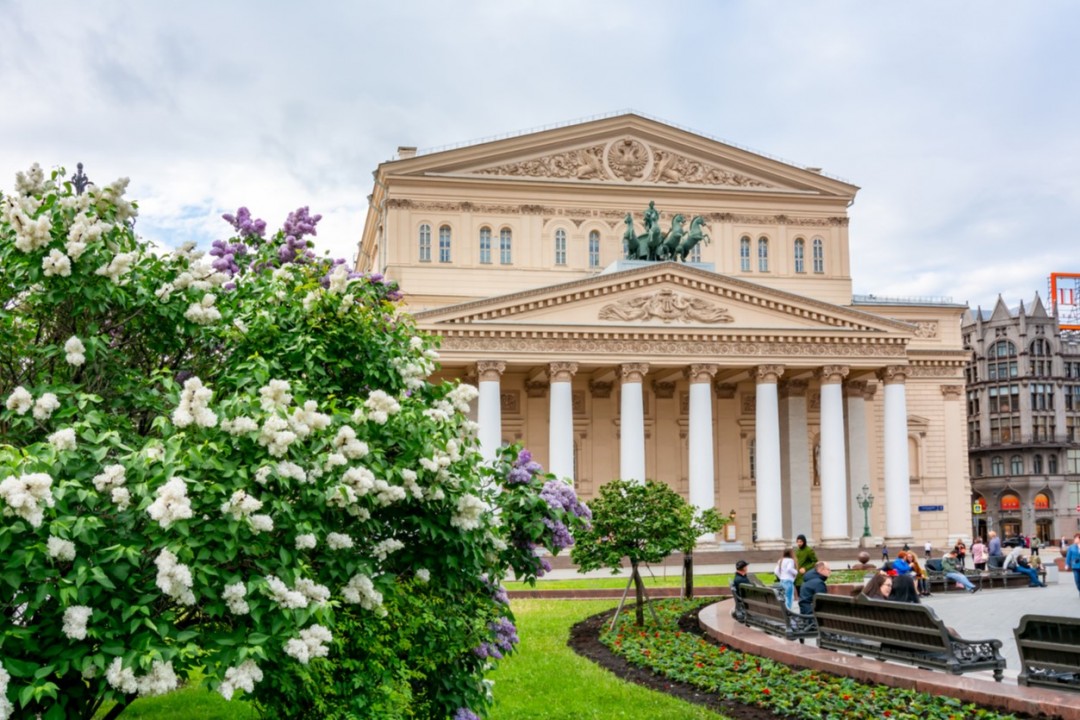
[599,600,1020,720]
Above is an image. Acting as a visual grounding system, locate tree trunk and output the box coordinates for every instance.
[631,561,646,626]
[683,551,694,599]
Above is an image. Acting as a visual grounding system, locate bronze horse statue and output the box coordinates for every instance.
[675,216,710,262]
[657,214,686,261]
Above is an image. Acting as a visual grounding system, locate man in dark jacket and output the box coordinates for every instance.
[798,561,831,615]
[731,559,753,596]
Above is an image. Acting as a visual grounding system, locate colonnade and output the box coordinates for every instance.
[475,360,913,547]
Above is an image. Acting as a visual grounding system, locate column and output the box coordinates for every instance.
[476,361,506,463]
[817,365,851,547]
[686,364,719,517]
[548,362,578,481]
[941,384,971,546]
[754,365,785,549]
[879,366,912,541]
[620,363,649,482]
[845,381,875,544]
[779,379,811,541]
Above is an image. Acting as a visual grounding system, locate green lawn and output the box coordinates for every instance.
[504,572,741,591]
[487,599,725,719]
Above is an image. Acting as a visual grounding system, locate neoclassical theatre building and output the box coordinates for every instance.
[356,113,972,549]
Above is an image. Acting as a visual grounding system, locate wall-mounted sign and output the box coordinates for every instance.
[972,503,983,514]
[918,505,944,512]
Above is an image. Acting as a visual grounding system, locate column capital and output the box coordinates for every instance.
[588,380,613,398]
[685,363,719,385]
[844,379,868,398]
[476,361,506,382]
[652,380,676,399]
[753,364,785,384]
[779,378,809,398]
[524,380,549,398]
[713,382,737,399]
[549,362,578,383]
[877,365,909,385]
[620,363,649,383]
[940,384,963,400]
[816,365,849,385]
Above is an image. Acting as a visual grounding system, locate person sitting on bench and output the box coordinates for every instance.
[1003,546,1046,587]
[942,550,979,593]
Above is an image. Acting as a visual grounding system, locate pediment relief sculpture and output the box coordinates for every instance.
[471,136,774,188]
[598,288,734,324]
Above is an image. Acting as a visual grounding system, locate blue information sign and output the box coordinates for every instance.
[917,505,944,512]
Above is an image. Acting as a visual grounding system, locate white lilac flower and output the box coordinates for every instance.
[326,532,353,550]
[111,487,132,510]
[288,400,331,439]
[363,390,401,425]
[373,480,406,507]
[62,605,92,640]
[332,426,368,459]
[94,251,137,284]
[64,336,86,366]
[302,291,320,312]
[32,392,60,420]
[451,494,488,531]
[342,574,384,612]
[155,549,195,606]
[265,575,308,609]
[401,469,423,500]
[171,376,217,428]
[48,427,77,451]
[144,445,164,462]
[283,624,332,664]
[254,466,272,485]
[222,582,249,615]
[326,483,358,509]
[327,265,350,294]
[0,665,10,719]
[0,472,54,527]
[221,416,259,435]
[146,477,193,528]
[9,209,52,252]
[221,490,262,520]
[447,384,479,413]
[217,660,263,700]
[276,461,307,483]
[336,293,354,317]
[42,249,72,277]
[106,657,138,694]
[47,536,76,562]
[249,514,274,534]
[416,568,431,583]
[373,538,404,561]
[294,578,330,605]
[14,162,45,195]
[92,464,126,492]
[136,661,178,697]
[184,294,221,325]
[257,415,296,457]
[324,452,347,470]
[5,386,32,415]
[341,465,375,495]
[154,283,173,301]
[295,533,317,550]
[258,379,292,411]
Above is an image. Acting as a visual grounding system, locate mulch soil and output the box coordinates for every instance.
[566,601,780,720]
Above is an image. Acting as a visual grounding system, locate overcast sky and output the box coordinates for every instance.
[3,1,1078,312]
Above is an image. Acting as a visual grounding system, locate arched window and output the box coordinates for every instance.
[1010,455,1024,475]
[499,228,512,264]
[1049,453,1059,473]
[991,456,1004,476]
[1033,454,1043,473]
[479,227,492,264]
[418,223,432,262]
[794,238,805,273]
[988,340,1018,380]
[1000,493,1021,511]
[1034,492,1051,510]
[740,236,751,271]
[438,225,451,263]
[992,340,1017,358]
[689,242,702,263]
[812,237,824,273]
[588,230,600,268]
[1030,338,1052,377]
[757,237,769,272]
[554,228,567,265]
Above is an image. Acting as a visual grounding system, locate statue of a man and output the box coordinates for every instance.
[643,201,659,232]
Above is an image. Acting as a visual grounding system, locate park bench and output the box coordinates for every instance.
[983,555,1047,589]
[813,593,1005,681]
[924,559,984,592]
[736,584,817,643]
[1015,615,1080,691]
[729,573,769,623]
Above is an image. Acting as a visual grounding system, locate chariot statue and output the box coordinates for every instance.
[622,202,710,263]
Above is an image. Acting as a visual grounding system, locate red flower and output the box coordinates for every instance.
[884,712,891,717]
[842,695,851,701]
[696,662,704,668]
[762,688,771,695]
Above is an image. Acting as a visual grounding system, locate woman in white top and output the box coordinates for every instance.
[777,548,798,610]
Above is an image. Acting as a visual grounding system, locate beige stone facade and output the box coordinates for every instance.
[356,113,971,548]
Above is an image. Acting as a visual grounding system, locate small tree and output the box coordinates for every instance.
[571,479,718,625]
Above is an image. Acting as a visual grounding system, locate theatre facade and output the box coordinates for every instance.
[356,114,972,549]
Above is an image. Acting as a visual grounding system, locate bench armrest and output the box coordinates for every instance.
[948,636,1003,663]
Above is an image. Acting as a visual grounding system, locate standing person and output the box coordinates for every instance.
[971,537,988,571]
[798,561,831,614]
[987,531,1003,559]
[942,550,979,593]
[794,534,817,588]
[924,540,933,561]
[776,548,798,611]
[1031,537,1041,558]
[1066,534,1080,598]
[881,543,889,562]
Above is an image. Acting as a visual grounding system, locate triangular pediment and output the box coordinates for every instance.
[414,263,912,336]
[383,114,857,197]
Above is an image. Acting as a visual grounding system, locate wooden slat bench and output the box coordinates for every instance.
[924,558,984,592]
[737,584,817,643]
[813,593,1005,681]
[1015,615,1080,691]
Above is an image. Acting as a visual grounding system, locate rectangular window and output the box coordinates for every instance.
[1067,449,1080,475]
[758,238,769,272]
[419,225,431,262]
[438,226,451,263]
[555,230,567,266]
[588,232,600,268]
[479,228,491,264]
[812,238,824,273]
[794,240,805,273]
[740,238,751,271]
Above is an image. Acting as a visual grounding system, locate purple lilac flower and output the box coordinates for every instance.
[490,617,519,652]
[506,466,531,484]
[453,710,480,720]
[283,206,322,240]
[209,239,249,276]
[517,449,532,465]
[386,289,403,301]
[222,207,267,239]
[542,517,574,552]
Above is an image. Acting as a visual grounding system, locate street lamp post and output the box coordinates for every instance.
[856,484,874,538]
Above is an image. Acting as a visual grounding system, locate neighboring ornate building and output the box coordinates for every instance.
[356,113,971,549]
[962,296,1080,544]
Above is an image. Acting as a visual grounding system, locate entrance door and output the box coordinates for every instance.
[1002,520,1021,538]
[1036,519,1054,544]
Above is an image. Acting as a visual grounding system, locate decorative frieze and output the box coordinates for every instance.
[598,288,734,324]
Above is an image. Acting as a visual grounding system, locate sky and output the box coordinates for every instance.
[2,1,1079,312]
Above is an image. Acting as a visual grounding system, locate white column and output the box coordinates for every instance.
[619,363,649,482]
[548,362,578,481]
[880,366,913,541]
[754,365,785,549]
[817,365,851,547]
[686,364,719,517]
[476,361,506,463]
[844,381,874,544]
[779,379,811,542]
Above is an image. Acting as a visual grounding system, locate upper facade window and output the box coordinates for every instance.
[419,223,432,263]
[991,456,1004,476]
[589,231,600,268]
[555,229,567,266]
[1030,338,1052,377]
[812,238,824,273]
[988,340,1018,380]
[438,225,452,263]
[794,238,805,273]
[479,227,492,264]
[689,242,702,263]
[757,237,769,272]
[1010,454,1024,475]
[500,228,512,265]
[740,236,751,271]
